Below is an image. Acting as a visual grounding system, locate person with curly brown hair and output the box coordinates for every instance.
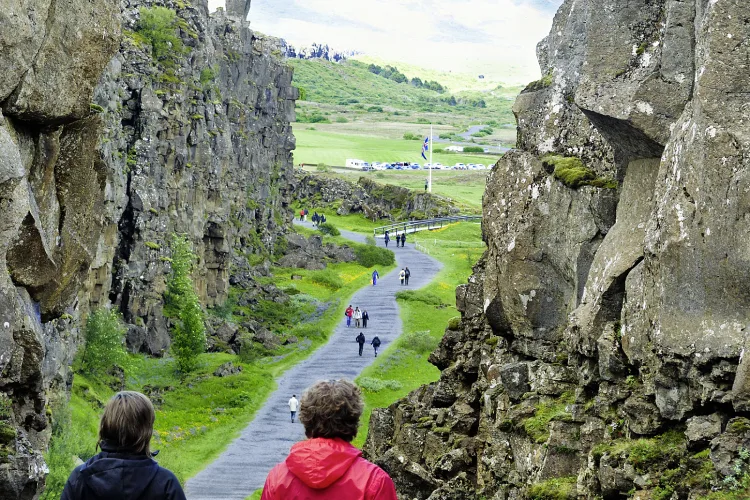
[261,380,397,499]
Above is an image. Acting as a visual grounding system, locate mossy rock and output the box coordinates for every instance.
[447,316,461,331]
[0,422,16,445]
[527,476,577,500]
[542,154,617,190]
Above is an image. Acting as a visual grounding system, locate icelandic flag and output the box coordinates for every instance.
[421,137,429,160]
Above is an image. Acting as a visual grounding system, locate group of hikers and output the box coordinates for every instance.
[61,382,398,499]
[344,304,369,328]
[383,229,406,248]
[298,208,327,226]
[311,211,326,226]
[356,332,381,357]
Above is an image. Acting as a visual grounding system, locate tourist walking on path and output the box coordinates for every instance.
[299,209,304,221]
[371,269,379,285]
[384,231,390,247]
[354,307,362,328]
[61,391,187,500]
[371,336,381,357]
[401,232,406,247]
[261,380,397,500]
[404,266,411,285]
[345,305,353,327]
[356,332,366,356]
[399,268,406,285]
[396,233,401,247]
[289,395,299,423]
[303,208,308,221]
[362,309,369,328]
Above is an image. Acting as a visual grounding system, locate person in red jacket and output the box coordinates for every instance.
[261,379,397,500]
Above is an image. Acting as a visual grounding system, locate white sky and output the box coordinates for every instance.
[207,0,563,83]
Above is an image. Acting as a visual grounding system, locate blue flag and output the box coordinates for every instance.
[421,137,429,160]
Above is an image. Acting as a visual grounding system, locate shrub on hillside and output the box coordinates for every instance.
[367,105,383,112]
[136,7,185,64]
[365,235,377,246]
[310,269,344,290]
[358,377,403,392]
[354,245,395,268]
[395,290,444,306]
[463,146,484,153]
[318,222,340,236]
[79,308,128,375]
[401,330,439,354]
[402,132,421,140]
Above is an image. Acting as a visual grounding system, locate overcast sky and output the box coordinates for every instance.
[207,0,564,83]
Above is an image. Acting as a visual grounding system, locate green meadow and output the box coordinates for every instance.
[292,127,500,168]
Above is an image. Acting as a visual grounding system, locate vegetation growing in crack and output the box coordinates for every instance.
[542,154,618,189]
[165,234,206,373]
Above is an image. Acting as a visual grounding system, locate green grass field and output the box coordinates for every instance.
[352,222,485,448]
[293,127,499,167]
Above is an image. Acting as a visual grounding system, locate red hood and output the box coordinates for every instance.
[285,438,361,489]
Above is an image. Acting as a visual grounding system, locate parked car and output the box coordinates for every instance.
[385,163,395,170]
[476,164,485,169]
[454,163,466,169]
[433,163,443,170]
[411,163,420,169]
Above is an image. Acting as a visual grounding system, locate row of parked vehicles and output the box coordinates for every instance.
[347,159,488,171]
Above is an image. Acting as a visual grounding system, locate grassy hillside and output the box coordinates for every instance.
[353,55,511,93]
[289,58,520,130]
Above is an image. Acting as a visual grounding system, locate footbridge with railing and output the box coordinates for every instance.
[373,215,482,238]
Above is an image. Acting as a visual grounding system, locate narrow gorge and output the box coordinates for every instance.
[365,0,750,498]
[1,0,749,498]
[0,0,296,496]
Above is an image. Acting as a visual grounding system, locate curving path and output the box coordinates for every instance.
[185,221,442,500]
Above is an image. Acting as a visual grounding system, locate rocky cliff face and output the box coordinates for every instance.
[365,1,750,498]
[296,173,460,221]
[0,0,296,496]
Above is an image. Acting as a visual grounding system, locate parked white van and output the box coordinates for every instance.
[346,159,366,168]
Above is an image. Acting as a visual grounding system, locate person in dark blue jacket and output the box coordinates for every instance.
[61,391,186,500]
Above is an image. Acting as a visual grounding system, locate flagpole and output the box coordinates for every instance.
[429,123,433,193]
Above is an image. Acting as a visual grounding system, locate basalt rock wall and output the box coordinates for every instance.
[365,1,750,498]
[296,172,460,220]
[0,0,297,496]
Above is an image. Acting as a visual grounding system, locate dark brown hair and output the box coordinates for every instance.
[299,380,363,442]
[99,391,155,455]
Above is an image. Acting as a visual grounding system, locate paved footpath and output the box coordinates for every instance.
[185,221,442,499]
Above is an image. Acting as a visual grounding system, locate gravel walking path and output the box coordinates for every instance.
[185,221,442,499]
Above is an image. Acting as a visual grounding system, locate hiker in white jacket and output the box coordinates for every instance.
[289,395,299,423]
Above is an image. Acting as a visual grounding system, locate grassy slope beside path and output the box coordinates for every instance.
[353,222,485,447]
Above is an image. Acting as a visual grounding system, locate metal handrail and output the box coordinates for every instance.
[373,215,481,238]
